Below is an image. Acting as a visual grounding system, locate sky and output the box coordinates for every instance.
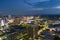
[0,0,60,15]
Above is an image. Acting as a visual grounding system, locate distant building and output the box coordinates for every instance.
[22,16,34,23]
[14,17,20,24]
[7,19,14,23]
[1,19,5,26]
[8,15,12,19]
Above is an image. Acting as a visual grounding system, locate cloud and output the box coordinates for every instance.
[24,0,50,3]
[31,8,44,10]
[24,0,50,6]
[53,6,60,9]
[40,0,50,2]
[55,6,60,8]
[43,6,60,9]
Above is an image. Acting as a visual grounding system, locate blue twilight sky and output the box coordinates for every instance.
[0,0,60,15]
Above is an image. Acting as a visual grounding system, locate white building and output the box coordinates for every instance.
[7,19,14,23]
[1,19,5,26]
